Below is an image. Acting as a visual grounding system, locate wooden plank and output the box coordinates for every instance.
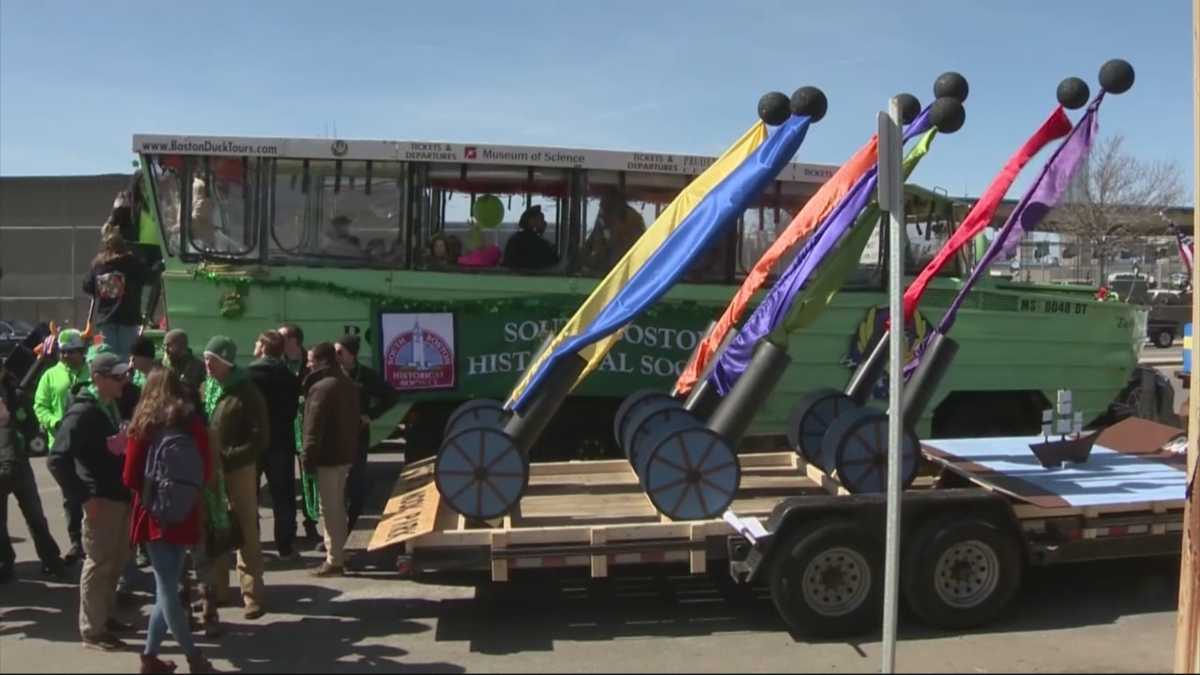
[367,482,441,552]
[805,461,850,496]
[689,524,706,575]
[490,531,509,582]
[381,457,439,515]
[590,529,607,578]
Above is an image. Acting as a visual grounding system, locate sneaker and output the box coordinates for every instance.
[63,545,84,565]
[41,558,68,580]
[187,653,219,674]
[277,547,300,562]
[106,617,136,633]
[139,654,178,674]
[310,562,344,578]
[81,632,128,652]
[243,605,266,621]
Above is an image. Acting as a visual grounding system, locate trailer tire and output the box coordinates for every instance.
[902,516,1021,630]
[768,521,882,638]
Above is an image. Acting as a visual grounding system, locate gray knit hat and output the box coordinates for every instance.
[203,335,237,367]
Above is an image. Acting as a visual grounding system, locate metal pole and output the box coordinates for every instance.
[879,97,905,674]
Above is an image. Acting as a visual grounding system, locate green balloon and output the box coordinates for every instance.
[472,194,504,229]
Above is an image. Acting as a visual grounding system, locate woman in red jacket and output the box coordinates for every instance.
[123,369,215,674]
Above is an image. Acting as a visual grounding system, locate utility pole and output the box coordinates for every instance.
[1177,1,1200,670]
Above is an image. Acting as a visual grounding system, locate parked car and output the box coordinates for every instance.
[1146,291,1191,348]
[0,319,34,359]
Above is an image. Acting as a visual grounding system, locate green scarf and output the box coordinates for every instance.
[86,383,121,430]
[203,366,249,419]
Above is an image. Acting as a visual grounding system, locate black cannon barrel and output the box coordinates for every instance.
[845,330,891,406]
[706,339,792,442]
[503,352,588,454]
[901,331,959,430]
[681,327,739,417]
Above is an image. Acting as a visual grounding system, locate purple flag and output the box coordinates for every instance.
[709,107,934,396]
[935,94,1102,337]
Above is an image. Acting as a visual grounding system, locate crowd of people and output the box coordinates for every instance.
[1,225,400,673]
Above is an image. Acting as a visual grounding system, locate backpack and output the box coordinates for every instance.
[142,429,204,526]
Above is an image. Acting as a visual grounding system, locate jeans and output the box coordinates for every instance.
[0,461,61,566]
[97,323,139,362]
[145,540,198,658]
[345,444,368,532]
[261,448,297,554]
[47,454,84,551]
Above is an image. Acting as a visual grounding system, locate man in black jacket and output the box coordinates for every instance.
[334,334,399,532]
[248,330,301,559]
[0,366,65,583]
[56,353,132,652]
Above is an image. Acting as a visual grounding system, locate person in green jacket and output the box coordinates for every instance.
[202,335,270,620]
[40,328,90,564]
[279,323,320,542]
[33,329,88,436]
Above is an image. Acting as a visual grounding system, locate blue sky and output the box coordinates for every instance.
[0,1,1192,201]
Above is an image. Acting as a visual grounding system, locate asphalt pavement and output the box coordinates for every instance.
[0,448,1185,673]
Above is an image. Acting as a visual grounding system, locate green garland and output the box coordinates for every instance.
[188,269,701,320]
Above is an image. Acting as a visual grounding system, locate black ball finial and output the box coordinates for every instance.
[757,91,791,126]
[1098,59,1134,94]
[789,86,828,123]
[1056,77,1090,109]
[929,96,966,134]
[893,93,921,125]
[933,71,969,103]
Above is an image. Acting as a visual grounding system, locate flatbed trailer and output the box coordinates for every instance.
[369,417,1189,637]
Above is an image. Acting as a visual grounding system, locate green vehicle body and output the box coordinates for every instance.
[131,136,1146,461]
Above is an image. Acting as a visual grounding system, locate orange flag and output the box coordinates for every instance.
[673,136,880,395]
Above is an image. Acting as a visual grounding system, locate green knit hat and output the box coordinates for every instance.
[203,335,237,367]
[86,342,113,365]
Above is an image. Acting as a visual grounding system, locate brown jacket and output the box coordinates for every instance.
[301,366,361,469]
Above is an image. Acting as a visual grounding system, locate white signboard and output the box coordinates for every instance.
[380,312,456,391]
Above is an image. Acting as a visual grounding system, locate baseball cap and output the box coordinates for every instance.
[90,352,131,378]
[58,329,85,352]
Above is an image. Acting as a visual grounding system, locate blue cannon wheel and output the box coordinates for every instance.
[821,407,920,494]
[435,425,529,521]
[627,406,702,481]
[443,399,507,440]
[643,427,740,521]
[614,390,678,450]
[787,388,858,471]
[620,396,684,456]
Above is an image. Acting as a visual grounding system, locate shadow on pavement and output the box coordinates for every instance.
[422,554,1180,655]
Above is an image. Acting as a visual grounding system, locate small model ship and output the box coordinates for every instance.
[1029,390,1099,468]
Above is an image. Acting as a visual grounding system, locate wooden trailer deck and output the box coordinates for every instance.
[368,418,1188,579]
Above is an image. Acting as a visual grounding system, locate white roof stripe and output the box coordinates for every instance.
[132,133,838,183]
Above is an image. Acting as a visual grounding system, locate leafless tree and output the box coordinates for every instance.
[1052,133,1186,284]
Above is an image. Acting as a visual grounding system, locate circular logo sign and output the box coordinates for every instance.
[331,140,349,157]
[384,326,455,390]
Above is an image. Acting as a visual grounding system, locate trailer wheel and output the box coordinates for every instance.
[1152,327,1175,349]
[902,516,1021,630]
[768,521,882,637]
